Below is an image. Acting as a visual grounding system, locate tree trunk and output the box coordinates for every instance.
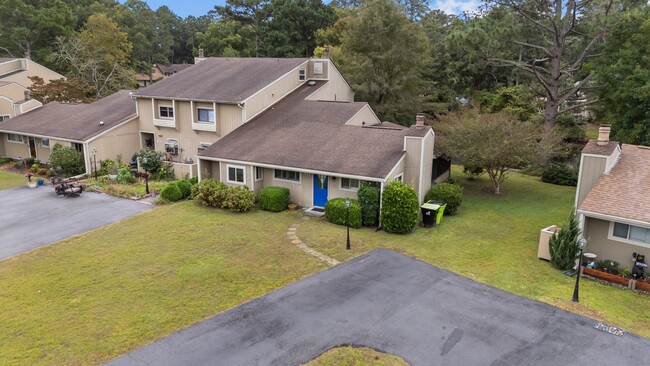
[544,98,559,130]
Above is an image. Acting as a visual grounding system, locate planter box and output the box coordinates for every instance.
[583,267,630,287]
[538,225,559,261]
[635,280,650,293]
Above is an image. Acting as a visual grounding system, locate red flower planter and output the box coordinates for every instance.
[583,267,630,287]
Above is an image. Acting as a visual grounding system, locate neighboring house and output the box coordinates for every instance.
[0,57,64,119]
[0,91,139,174]
[575,126,650,267]
[135,64,194,88]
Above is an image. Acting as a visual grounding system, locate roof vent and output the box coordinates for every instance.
[99,121,104,126]
[308,81,316,86]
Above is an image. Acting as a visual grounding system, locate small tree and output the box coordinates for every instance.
[137,149,164,175]
[357,184,380,226]
[49,143,83,177]
[380,181,419,234]
[549,211,581,271]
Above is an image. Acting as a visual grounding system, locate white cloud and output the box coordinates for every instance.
[430,0,482,15]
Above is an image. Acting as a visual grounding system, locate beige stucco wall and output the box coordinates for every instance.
[0,60,25,78]
[0,83,26,102]
[17,99,42,115]
[345,104,380,126]
[0,98,14,118]
[260,170,312,207]
[307,59,329,80]
[576,155,607,208]
[583,217,648,268]
[404,137,422,196]
[244,65,306,121]
[220,104,244,136]
[87,118,140,168]
[305,62,354,102]
[0,59,64,87]
[198,160,221,181]
[1,133,29,158]
[386,154,406,182]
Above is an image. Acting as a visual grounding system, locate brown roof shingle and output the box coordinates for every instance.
[0,90,136,141]
[133,57,308,102]
[200,83,427,179]
[582,140,619,155]
[579,144,650,224]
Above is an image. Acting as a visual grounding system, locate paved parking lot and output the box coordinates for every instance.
[0,186,151,259]
[107,249,650,366]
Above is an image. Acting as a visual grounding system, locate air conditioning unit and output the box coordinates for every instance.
[164,139,179,155]
[197,143,211,154]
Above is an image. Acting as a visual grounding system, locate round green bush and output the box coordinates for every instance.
[188,176,199,185]
[222,185,256,212]
[425,182,463,215]
[175,179,192,198]
[357,185,379,226]
[193,179,230,207]
[381,181,419,234]
[116,169,136,184]
[324,198,362,229]
[258,186,290,212]
[541,164,577,186]
[160,183,183,201]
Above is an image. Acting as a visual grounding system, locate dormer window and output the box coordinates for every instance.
[299,68,306,81]
[159,105,174,119]
[197,108,214,124]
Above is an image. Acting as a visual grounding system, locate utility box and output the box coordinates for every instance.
[538,225,560,261]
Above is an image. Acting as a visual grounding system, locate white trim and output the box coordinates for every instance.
[0,130,83,144]
[82,142,90,175]
[394,173,403,182]
[339,177,360,192]
[6,133,23,143]
[226,164,246,185]
[139,130,157,150]
[607,221,650,249]
[274,169,302,183]
[418,133,427,202]
[384,154,406,181]
[190,100,194,123]
[578,209,650,228]
[254,166,264,182]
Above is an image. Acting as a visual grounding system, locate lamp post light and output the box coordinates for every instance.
[345,199,351,250]
[142,157,149,194]
[92,147,97,180]
[572,238,588,303]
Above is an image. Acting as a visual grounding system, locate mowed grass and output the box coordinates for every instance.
[0,202,327,365]
[0,170,27,190]
[304,347,408,366]
[298,168,650,337]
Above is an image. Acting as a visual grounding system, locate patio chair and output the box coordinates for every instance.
[435,204,447,225]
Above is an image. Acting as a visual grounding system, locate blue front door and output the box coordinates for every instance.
[313,174,328,207]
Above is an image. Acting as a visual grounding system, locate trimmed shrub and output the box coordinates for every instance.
[0,156,13,165]
[175,179,192,198]
[425,183,463,215]
[160,183,183,202]
[381,181,419,234]
[25,157,38,167]
[549,211,581,271]
[258,186,290,212]
[50,144,83,176]
[116,169,136,184]
[222,185,256,212]
[324,198,362,228]
[357,185,380,226]
[30,163,40,173]
[188,176,198,185]
[193,179,230,207]
[541,164,578,186]
[38,168,49,175]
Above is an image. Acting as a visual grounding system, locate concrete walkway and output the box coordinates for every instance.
[107,249,650,366]
[0,186,151,259]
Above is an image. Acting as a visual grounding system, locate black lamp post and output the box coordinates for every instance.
[345,199,351,250]
[572,238,588,302]
[92,147,97,180]
[142,157,149,194]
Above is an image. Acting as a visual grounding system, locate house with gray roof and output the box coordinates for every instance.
[0,90,139,173]
[575,126,650,268]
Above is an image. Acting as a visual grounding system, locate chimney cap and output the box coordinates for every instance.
[597,125,611,146]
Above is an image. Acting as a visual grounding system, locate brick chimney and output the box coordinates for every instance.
[194,48,206,64]
[324,47,330,59]
[415,114,425,130]
[24,90,30,101]
[597,125,611,146]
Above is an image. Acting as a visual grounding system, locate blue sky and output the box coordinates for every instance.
[122,0,481,18]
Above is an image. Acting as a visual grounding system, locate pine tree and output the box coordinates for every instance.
[549,211,581,270]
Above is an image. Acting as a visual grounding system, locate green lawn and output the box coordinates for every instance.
[304,347,408,366]
[0,170,27,190]
[0,203,326,365]
[297,168,650,337]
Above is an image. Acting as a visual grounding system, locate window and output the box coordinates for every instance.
[313,62,323,75]
[299,68,306,81]
[72,142,83,153]
[0,115,9,122]
[7,133,22,143]
[394,174,403,182]
[341,178,360,190]
[159,105,174,118]
[41,138,50,148]
[255,166,264,181]
[275,169,300,182]
[227,165,245,184]
[197,108,215,123]
[612,222,650,244]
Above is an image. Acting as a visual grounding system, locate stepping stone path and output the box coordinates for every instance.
[287,222,339,266]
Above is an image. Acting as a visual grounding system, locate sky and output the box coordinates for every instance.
[121,0,481,18]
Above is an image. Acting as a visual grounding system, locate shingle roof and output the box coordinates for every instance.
[200,82,429,179]
[158,64,192,74]
[0,90,136,141]
[133,57,308,102]
[0,58,14,64]
[579,144,650,224]
[582,140,619,155]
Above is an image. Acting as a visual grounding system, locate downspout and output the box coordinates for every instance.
[378,180,385,228]
[83,142,91,175]
[238,102,246,123]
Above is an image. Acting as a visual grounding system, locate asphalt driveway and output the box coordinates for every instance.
[0,185,151,259]
[107,249,650,366]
